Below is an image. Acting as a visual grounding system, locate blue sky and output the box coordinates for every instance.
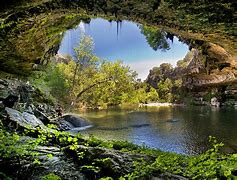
[58,18,189,80]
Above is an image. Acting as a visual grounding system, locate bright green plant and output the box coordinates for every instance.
[40,173,61,180]
[120,136,237,179]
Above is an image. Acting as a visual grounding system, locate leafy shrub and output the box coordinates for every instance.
[40,173,61,180]
[121,136,237,179]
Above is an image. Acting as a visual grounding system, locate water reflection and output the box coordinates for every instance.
[78,106,237,155]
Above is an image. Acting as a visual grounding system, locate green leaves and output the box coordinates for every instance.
[37,34,138,109]
[121,137,237,179]
[140,25,170,51]
[40,173,61,180]
[1,118,237,180]
[67,136,73,142]
[0,129,34,159]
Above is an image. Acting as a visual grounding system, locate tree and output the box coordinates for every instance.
[43,34,138,108]
[140,26,170,51]
[146,86,159,102]
[71,34,99,94]
[159,63,173,74]
[157,78,173,102]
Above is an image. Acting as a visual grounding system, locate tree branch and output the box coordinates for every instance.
[76,77,113,101]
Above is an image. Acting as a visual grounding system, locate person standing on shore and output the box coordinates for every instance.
[56,105,63,117]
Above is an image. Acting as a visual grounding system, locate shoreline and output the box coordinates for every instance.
[140,102,185,107]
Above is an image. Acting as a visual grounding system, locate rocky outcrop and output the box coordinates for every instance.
[65,144,155,179]
[184,70,237,89]
[182,42,237,106]
[186,49,206,74]
[0,78,56,119]
[5,107,45,129]
[55,114,92,131]
[0,78,94,132]
[184,42,237,86]
[31,146,85,180]
[204,43,237,68]
[146,48,204,89]
[0,144,85,180]
[0,79,19,100]
[55,54,71,64]
[2,94,19,108]
[146,42,237,106]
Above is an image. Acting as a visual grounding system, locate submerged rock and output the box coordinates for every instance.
[97,126,129,131]
[130,123,150,128]
[166,119,179,123]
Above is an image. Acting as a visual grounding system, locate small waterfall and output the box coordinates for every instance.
[58,114,92,131]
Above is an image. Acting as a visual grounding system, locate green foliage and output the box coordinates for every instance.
[145,86,160,103]
[86,135,113,148]
[120,83,160,104]
[0,127,35,159]
[1,119,237,180]
[177,59,188,68]
[40,173,61,180]
[147,62,186,103]
[157,78,173,102]
[140,26,170,51]
[100,177,113,180]
[123,160,154,180]
[112,140,140,151]
[44,63,71,100]
[121,136,237,179]
[32,34,138,109]
[80,165,101,179]
[203,91,217,102]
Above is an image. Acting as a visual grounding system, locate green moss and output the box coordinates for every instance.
[40,173,61,180]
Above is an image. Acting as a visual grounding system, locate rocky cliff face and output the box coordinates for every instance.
[183,42,237,105]
[146,41,237,106]
[0,3,89,75]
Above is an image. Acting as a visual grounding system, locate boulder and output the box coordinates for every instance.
[65,145,154,179]
[29,146,85,180]
[5,107,45,128]
[22,112,45,127]
[1,145,85,180]
[33,109,51,125]
[56,114,92,131]
[0,79,8,86]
